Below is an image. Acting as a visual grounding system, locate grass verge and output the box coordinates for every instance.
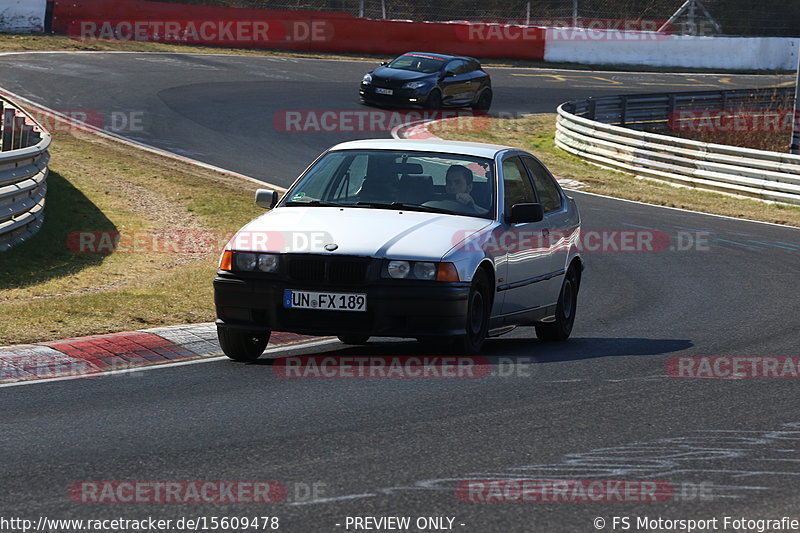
[430,114,800,227]
[0,123,263,345]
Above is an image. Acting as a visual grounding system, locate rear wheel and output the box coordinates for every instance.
[535,267,578,341]
[337,334,370,345]
[452,269,491,354]
[473,89,492,111]
[425,89,442,110]
[218,326,270,361]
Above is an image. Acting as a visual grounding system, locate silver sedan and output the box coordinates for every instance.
[214,139,583,359]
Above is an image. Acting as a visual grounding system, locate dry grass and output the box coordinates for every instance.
[0,123,265,345]
[430,113,800,227]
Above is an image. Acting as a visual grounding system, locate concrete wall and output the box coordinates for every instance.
[0,0,46,32]
[543,29,800,71]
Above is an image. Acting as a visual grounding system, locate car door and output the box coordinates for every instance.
[463,60,486,102]
[498,155,554,316]
[440,60,471,104]
[520,155,571,306]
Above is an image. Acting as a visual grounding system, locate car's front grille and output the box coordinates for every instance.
[329,260,368,283]
[285,256,370,284]
[287,257,325,282]
[372,77,406,89]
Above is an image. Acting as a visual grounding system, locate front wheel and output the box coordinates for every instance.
[218,326,270,361]
[452,269,491,354]
[535,268,578,341]
[425,89,442,110]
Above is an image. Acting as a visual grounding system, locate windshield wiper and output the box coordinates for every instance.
[284,200,346,207]
[354,202,450,214]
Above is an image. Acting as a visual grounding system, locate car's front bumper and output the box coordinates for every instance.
[214,273,472,338]
[359,85,431,108]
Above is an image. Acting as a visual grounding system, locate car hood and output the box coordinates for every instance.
[228,207,492,260]
[372,66,437,83]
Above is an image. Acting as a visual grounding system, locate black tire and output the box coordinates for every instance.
[452,269,491,354]
[425,89,442,110]
[535,267,578,341]
[337,334,370,345]
[218,326,270,361]
[473,89,492,111]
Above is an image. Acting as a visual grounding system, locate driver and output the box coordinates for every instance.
[445,165,488,215]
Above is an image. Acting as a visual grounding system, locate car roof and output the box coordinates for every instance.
[400,52,480,64]
[328,138,514,159]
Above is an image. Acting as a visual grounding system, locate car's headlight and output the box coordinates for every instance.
[383,260,459,281]
[257,254,279,273]
[225,252,280,273]
[386,260,411,279]
[413,262,437,280]
[362,73,372,84]
[235,252,258,271]
[402,81,427,89]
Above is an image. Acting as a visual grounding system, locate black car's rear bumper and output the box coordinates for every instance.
[214,273,472,338]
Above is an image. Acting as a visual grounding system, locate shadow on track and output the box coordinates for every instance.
[246,335,692,366]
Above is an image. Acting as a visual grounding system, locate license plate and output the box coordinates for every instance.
[283,290,367,312]
[375,88,393,95]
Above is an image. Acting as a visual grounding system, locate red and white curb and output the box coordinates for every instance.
[392,116,585,189]
[0,324,321,385]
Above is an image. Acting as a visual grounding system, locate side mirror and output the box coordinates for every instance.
[508,203,544,224]
[255,189,279,209]
[380,61,388,66]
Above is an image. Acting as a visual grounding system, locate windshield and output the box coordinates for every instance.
[283,149,495,218]
[386,54,445,74]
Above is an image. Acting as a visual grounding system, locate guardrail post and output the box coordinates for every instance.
[2,109,13,152]
[620,96,628,126]
[22,124,33,148]
[588,99,596,120]
[12,116,26,150]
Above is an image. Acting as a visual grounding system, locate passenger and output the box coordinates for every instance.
[445,165,488,215]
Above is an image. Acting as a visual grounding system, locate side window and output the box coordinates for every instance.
[521,156,562,214]
[502,156,536,217]
[467,60,480,73]
[445,60,467,75]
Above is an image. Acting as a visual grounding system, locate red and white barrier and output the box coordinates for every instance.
[21,0,800,70]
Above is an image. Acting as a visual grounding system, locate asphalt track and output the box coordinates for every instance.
[1,53,799,532]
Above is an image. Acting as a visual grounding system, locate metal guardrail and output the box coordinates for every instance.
[555,87,800,205]
[0,97,51,251]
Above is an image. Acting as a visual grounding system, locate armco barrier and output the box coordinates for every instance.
[555,88,800,205]
[0,97,51,251]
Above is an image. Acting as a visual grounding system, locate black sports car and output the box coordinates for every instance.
[359,52,492,110]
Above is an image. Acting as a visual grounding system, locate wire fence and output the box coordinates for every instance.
[147,0,800,37]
